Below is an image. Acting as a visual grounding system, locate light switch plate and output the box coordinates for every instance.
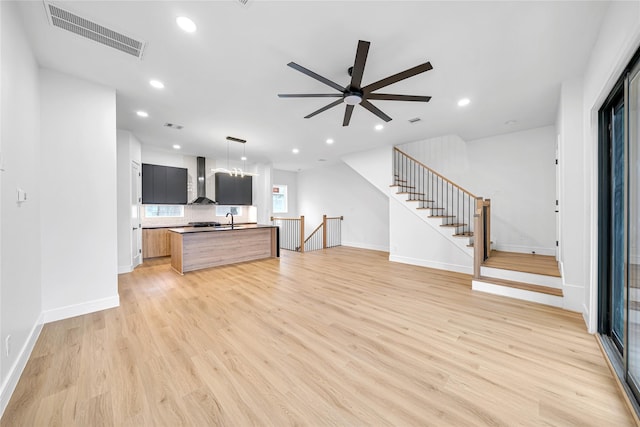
[17,189,27,202]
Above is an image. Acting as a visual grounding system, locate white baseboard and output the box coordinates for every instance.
[118,264,133,274]
[0,312,44,418]
[42,294,120,324]
[342,241,390,252]
[583,303,593,334]
[494,244,555,256]
[560,283,584,313]
[389,254,472,274]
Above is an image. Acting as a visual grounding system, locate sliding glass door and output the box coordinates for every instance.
[599,55,640,405]
[627,66,640,396]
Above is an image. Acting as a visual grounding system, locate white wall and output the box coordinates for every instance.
[398,127,557,255]
[40,69,119,322]
[342,146,392,194]
[272,169,298,217]
[0,1,43,414]
[297,162,389,252]
[116,130,141,273]
[389,198,472,273]
[557,78,585,313]
[579,1,640,332]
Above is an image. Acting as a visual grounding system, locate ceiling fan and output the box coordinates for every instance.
[278,40,433,126]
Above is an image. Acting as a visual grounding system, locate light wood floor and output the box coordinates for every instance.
[1,247,634,426]
[483,250,562,277]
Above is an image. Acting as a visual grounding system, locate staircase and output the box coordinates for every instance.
[392,147,564,308]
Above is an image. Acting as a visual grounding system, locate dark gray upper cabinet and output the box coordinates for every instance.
[142,163,188,204]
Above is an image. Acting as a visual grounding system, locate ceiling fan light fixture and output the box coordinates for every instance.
[344,94,362,105]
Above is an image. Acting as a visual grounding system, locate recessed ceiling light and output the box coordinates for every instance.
[326,138,334,144]
[176,16,197,33]
[149,79,165,89]
[374,124,384,131]
[136,110,149,118]
[172,144,181,150]
[457,98,471,107]
[292,148,299,154]
[241,156,247,161]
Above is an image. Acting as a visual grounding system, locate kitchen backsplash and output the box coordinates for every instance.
[141,204,257,227]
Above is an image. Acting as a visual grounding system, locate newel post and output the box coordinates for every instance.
[473,197,484,279]
[299,215,305,253]
[322,215,327,249]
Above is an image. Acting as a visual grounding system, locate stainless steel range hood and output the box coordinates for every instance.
[189,157,217,205]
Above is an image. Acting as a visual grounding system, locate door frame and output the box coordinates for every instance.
[131,161,142,268]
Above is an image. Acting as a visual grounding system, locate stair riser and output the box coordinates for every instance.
[480,266,562,288]
[472,280,563,308]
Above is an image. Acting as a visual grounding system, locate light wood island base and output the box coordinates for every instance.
[169,225,279,274]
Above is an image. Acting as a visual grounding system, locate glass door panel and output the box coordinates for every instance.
[612,100,626,350]
[627,69,640,392]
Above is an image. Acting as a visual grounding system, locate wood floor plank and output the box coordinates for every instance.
[0,247,634,426]
[483,250,562,277]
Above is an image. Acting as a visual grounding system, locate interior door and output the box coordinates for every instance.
[131,161,142,268]
[555,137,560,261]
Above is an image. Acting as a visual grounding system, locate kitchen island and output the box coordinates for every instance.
[168,224,279,274]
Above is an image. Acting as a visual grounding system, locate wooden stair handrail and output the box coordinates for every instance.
[393,147,478,199]
[304,222,323,245]
[270,216,301,221]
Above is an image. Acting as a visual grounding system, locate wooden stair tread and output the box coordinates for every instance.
[389,184,414,188]
[475,276,563,297]
[440,223,466,227]
[407,199,435,203]
[397,191,425,195]
[453,232,473,237]
[429,215,455,218]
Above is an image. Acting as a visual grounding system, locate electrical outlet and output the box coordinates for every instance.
[5,335,11,357]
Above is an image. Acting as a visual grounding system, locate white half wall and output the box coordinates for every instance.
[0,1,43,415]
[297,162,389,252]
[398,127,556,255]
[40,69,119,322]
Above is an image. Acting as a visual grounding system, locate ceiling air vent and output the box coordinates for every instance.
[164,123,184,130]
[44,2,146,59]
[408,117,422,124]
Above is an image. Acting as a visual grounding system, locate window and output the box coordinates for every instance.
[272,185,288,213]
[216,206,242,216]
[144,205,184,218]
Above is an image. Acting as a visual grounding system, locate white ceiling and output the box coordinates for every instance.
[17,1,607,171]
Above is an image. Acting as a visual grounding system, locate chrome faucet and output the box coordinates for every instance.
[226,212,234,228]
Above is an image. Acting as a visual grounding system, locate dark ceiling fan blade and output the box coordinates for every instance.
[366,93,432,102]
[304,99,344,119]
[362,61,433,94]
[360,100,392,122]
[343,105,355,127]
[287,62,345,93]
[350,40,370,89]
[278,94,343,98]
